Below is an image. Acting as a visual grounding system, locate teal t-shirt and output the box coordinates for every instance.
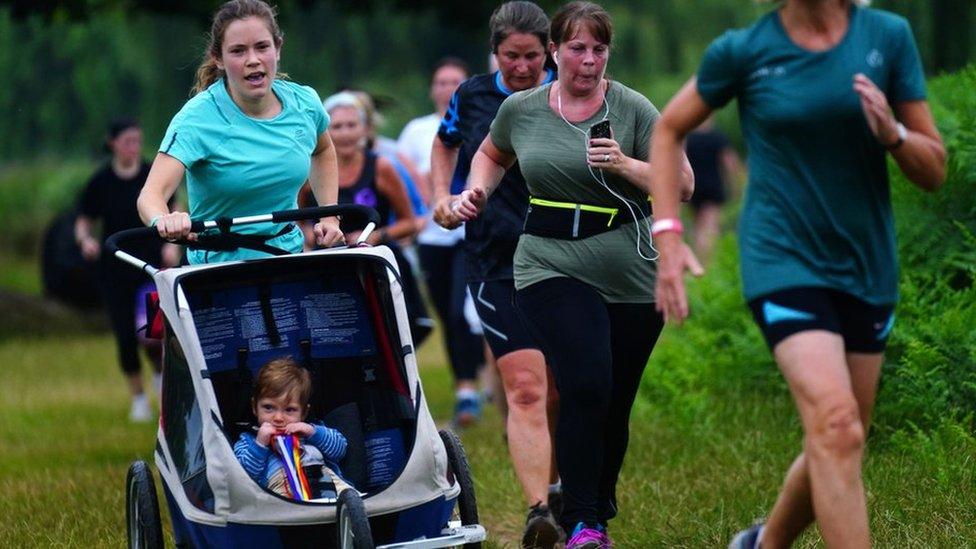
[159,79,330,264]
[697,6,926,305]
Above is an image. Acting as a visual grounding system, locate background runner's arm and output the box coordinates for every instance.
[375,156,419,242]
[430,135,460,204]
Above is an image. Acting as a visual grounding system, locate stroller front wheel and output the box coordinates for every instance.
[126,460,163,549]
[336,489,374,549]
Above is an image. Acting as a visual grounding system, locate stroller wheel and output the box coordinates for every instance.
[126,460,163,549]
[336,489,374,549]
[439,429,481,548]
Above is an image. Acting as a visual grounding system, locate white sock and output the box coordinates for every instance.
[456,388,479,400]
[153,373,163,396]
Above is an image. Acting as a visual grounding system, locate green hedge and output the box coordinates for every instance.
[642,66,976,442]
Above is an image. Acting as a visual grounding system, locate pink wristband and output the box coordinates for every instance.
[651,218,684,236]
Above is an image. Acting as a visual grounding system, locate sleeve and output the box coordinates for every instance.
[488,94,519,154]
[233,434,271,483]
[696,30,742,109]
[304,85,331,135]
[631,92,661,162]
[307,424,348,462]
[888,17,927,104]
[395,120,423,168]
[158,109,207,168]
[436,88,464,148]
[77,172,102,219]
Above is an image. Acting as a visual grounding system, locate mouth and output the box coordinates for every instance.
[244,71,267,87]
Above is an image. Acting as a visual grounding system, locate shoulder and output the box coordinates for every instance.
[507,83,549,112]
[859,6,911,31]
[172,88,221,126]
[705,11,777,62]
[274,79,323,109]
[457,73,496,98]
[610,81,659,116]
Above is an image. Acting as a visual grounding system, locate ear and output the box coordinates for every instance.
[213,54,224,72]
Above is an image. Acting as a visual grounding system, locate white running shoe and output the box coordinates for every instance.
[129,394,153,423]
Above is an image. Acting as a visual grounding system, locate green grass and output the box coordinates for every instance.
[0,253,42,295]
[1,329,974,547]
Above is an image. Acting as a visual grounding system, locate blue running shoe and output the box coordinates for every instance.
[453,394,481,428]
[728,522,764,549]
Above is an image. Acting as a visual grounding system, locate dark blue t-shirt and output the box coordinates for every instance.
[697,6,926,304]
[437,69,556,282]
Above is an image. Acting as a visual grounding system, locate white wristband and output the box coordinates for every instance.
[650,218,684,236]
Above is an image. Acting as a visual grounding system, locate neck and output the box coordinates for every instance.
[782,0,850,31]
[558,78,606,103]
[337,150,363,167]
[112,157,139,178]
[227,81,280,118]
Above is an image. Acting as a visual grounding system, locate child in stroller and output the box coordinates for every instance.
[234,358,356,501]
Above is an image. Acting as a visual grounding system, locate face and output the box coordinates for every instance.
[496,32,547,92]
[327,105,367,157]
[430,65,467,112]
[215,16,280,105]
[551,24,609,94]
[255,393,304,430]
[109,127,142,165]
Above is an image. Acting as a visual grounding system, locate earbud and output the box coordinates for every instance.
[553,52,559,63]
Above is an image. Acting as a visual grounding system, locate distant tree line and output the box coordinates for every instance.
[0,0,971,161]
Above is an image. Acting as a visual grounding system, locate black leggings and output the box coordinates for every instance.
[418,243,483,382]
[516,277,664,530]
[101,264,160,376]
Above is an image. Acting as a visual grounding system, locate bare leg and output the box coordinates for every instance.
[759,331,874,549]
[693,203,722,263]
[762,351,882,548]
[498,348,553,506]
[126,372,145,397]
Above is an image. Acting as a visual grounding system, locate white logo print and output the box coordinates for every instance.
[749,65,787,81]
[867,49,884,68]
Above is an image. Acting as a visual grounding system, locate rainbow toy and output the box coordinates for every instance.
[272,434,312,501]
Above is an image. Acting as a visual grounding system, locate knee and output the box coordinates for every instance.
[807,398,865,460]
[503,369,546,409]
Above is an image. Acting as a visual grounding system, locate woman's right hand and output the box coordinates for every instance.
[654,232,704,324]
[454,188,487,222]
[153,211,194,241]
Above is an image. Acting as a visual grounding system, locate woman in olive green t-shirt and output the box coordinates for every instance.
[445,3,694,544]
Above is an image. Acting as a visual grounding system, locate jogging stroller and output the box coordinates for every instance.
[108,205,485,549]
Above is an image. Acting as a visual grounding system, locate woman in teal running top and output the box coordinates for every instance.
[649,0,946,547]
[138,0,343,262]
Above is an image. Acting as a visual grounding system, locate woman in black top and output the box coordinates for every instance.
[75,119,180,422]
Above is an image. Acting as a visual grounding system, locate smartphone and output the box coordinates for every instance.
[589,120,612,140]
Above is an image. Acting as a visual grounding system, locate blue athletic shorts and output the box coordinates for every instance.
[468,280,539,357]
[748,287,895,353]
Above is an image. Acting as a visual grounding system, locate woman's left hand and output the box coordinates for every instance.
[313,217,343,247]
[853,73,900,147]
[588,137,628,175]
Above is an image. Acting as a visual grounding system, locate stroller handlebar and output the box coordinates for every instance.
[105,205,382,274]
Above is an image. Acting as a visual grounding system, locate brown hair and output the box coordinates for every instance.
[191,0,284,96]
[432,57,470,80]
[550,1,613,47]
[488,1,550,53]
[253,357,312,412]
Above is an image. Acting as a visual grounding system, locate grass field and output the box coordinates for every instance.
[1,323,975,548]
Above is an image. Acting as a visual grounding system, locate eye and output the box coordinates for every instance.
[286,407,299,414]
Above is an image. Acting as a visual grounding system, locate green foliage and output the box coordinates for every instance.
[0,160,93,254]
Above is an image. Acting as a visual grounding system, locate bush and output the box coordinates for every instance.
[642,66,976,442]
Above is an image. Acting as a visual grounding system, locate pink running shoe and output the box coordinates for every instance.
[566,522,611,549]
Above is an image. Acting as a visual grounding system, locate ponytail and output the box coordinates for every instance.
[191,57,223,97]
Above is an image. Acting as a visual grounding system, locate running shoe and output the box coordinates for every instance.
[452,394,481,428]
[565,522,611,549]
[728,521,765,549]
[129,394,152,423]
[521,503,563,548]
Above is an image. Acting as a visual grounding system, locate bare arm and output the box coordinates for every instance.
[430,136,460,205]
[309,131,343,247]
[137,153,192,239]
[373,157,418,242]
[853,74,945,191]
[440,136,515,226]
[74,215,100,261]
[650,78,713,323]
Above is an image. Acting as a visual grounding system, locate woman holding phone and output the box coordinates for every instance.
[443,2,694,545]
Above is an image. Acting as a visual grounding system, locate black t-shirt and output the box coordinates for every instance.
[437,70,556,282]
[336,152,391,232]
[685,129,730,206]
[78,161,164,263]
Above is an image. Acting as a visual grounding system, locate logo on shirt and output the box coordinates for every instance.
[749,65,786,81]
[295,129,305,139]
[867,49,884,68]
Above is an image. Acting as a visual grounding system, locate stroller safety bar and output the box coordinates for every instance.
[376,524,487,549]
[105,205,381,274]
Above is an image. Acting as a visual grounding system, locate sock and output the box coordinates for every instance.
[456,387,479,401]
